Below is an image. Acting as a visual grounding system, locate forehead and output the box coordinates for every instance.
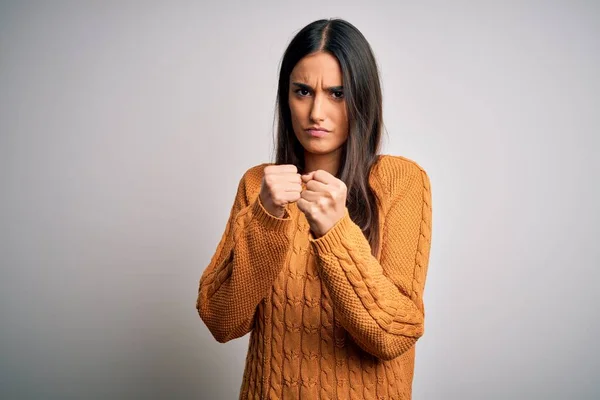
[290,52,343,84]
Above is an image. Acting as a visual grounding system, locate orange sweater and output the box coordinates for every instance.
[197,154,432,400]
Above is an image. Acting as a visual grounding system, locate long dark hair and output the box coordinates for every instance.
[274,18,383,258]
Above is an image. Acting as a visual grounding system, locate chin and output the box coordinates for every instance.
[305,143,345,156]
[295,134,345,155]
[301,141,331,153]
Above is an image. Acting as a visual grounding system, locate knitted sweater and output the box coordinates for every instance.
[197,154,432,400]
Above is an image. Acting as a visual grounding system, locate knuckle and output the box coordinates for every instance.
[311,203,320,215]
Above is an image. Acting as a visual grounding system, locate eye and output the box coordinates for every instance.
[295,88,310,97]
[332,90,344,99]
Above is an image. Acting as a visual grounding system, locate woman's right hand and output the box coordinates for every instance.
[259,164,302,218]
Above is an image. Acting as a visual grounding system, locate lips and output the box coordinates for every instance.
[306,127,329,138]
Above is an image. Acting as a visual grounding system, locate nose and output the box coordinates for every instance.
[310,93,325,122]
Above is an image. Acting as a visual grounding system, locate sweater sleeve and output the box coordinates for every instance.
[197,169,295,343]
[308,167,432,360]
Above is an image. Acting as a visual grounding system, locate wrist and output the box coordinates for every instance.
[259,195,286,218]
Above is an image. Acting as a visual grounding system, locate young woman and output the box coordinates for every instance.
[197,18,433,400]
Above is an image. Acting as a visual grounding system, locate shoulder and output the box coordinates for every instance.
[235,162,272,201]
[372,154,430,202]
[240,162,270,186]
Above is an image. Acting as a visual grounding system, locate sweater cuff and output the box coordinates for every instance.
[309,208,353,253]
[251,195,293,231]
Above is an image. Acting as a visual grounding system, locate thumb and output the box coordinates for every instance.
[301,171,314,182]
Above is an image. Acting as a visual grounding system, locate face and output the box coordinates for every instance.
[288,51,349,157]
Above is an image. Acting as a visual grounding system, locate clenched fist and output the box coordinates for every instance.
[259,164,303,218]
[298,169,348,238]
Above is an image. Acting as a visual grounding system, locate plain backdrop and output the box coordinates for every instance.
[1,1,599,399]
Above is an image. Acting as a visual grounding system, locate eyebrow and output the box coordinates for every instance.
[291,82,343,92]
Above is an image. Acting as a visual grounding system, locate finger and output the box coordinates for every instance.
[275,164,298,174]
[287,191,301,203]
[305,179,328,192]
[301,171,315,182]
[266,173,300,189]
[281,191,301,202]
[272,173,301,184]
[300,190,321,202]
[283,183,303,192]
[275,190,301,204]
[310,169,336,184]
[296,197,310,213]
[264,164,297,175]
[285,173,302,184]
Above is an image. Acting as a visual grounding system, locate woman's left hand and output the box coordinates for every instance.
[298,170,347,238]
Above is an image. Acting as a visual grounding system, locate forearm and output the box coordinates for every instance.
[198,196,294,342]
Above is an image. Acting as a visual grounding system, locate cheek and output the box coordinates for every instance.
[288,99,305,137]
[289,98,308,123]
[288,99,298,119]
[335,104,349,131]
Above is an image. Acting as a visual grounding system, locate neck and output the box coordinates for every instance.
[303,148,342,176]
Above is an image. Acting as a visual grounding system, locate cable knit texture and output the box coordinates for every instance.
[197,154,433,399]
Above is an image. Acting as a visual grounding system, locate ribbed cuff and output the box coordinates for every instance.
[251,195,293,231]
[309,208,352,253]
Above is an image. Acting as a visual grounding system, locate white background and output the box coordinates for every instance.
[1,1,598,398]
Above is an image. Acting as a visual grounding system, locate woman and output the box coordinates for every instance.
[197,18,432,400]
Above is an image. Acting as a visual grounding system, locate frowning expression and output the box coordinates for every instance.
[288,51,349,156]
